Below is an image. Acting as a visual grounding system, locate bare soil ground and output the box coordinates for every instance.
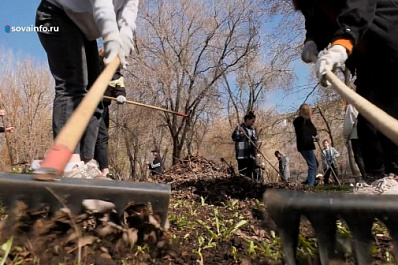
[0,156,395,264]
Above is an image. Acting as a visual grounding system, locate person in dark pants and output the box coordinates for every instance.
[94,48,127,178]
[275,151,290,182]
[147,149,162,176]
[254,153,265,182]
[293,104,319,186]
[35,0,138,176]
[294,0,398,180]
[232,111,257,179]
[321,139,340,185]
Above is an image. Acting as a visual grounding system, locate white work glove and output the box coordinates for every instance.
[315,45,348,87]
[301,40,318,63]
[312,135,320,142]
[119,27,134,57]
[103,28,134,69]
[103,40,127,69]
[116,95,127,104]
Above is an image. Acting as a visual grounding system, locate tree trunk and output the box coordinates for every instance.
[124,130,136,180]
[186,127,193,156]
[172,137,182,165]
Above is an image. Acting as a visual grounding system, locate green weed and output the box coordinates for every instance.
[0,237,13,265]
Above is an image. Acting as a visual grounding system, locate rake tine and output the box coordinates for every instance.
[306,212,337,264]
[265,190,300,265]
[342,213,374,264]
[378,213,398,261]
[265,190,398,265]
[276,213,301,265]
[265,189,398,264]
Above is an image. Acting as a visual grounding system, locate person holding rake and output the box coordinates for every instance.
[321,139,340,185]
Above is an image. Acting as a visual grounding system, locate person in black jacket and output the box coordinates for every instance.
[94,48,127,178]
[293,104,319,186]
[147,149,162,176]
[231,111,257,178]
[294,0,398,180]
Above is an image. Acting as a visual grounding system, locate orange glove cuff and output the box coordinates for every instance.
[332,38,353,55]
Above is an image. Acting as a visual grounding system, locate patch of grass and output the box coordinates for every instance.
[134,244,150,256]
[336,220,352,239]
[372,221,389,236]
[241,231,283,261]
[220,199,240,211]
[297,235,316,256]
[195,206,248,242]
[169,214,193,229]
[315,184,352,192]
[11,167,33,174]
[230,246,238,261]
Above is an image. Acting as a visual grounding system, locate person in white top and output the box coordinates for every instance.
[35,0,138,175]
[343,104,366,179]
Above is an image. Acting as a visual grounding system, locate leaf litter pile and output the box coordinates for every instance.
[0,156,395,264]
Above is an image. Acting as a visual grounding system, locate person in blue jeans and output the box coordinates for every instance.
[293,104,319,186]
[35,0,138,175]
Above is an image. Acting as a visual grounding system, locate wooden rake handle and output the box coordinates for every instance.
[103,96,189,117]
[37,58,121,176]
[325,70,398,146]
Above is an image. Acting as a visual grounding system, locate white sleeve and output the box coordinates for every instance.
[343,105,358,139]
[117,0,139,31]
[117,0,139,45]
[90,0,121,42]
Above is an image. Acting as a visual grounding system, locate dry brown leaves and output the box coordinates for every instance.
[0,199,172,264]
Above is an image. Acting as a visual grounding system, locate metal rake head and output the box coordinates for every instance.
[0,173,171,227]
[264,189,398,265]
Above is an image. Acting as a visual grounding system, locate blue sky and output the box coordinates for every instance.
[0,0,316,113]
[0,0,45,61]
[267,61,316,113]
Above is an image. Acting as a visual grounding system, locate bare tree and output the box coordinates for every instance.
[133,0,261,164]
[223,55,294,125]
[0,53,53,169]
